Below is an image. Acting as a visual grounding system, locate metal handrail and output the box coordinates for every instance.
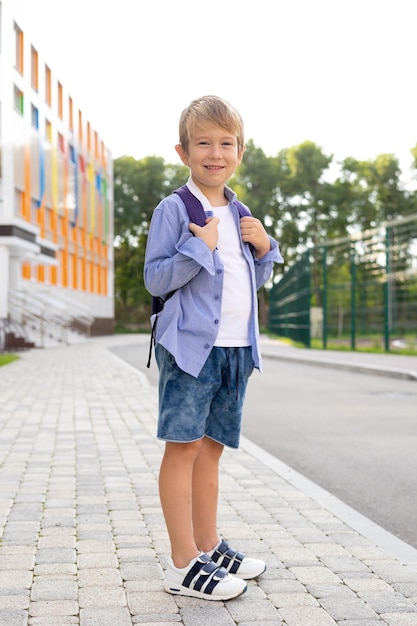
[8,288,94,347]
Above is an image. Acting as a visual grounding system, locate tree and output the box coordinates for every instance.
[113,156,188,325]
[338,154,412,231]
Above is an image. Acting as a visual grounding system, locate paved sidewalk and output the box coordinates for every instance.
[1,336,417,626]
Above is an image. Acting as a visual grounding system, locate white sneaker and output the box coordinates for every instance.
[208,539,266,580]
[164,552,247,600]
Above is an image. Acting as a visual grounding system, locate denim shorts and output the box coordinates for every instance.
[155,344,254,449]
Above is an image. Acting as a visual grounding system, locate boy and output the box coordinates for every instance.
[144,95,283,601]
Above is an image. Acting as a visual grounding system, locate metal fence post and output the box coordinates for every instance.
[350,243,356,350]
[384,226,391,351]
[322,246,327,350]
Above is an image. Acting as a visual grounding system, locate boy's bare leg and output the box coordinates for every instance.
[192,436,223,553]
[159,440,203,568]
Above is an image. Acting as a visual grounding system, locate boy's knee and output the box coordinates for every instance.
[164,439,203,460]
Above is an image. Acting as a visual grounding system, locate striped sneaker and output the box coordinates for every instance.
[208,539,266,580]
[164,552,247,601]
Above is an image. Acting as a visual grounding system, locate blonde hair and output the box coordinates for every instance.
[178,95,245,153]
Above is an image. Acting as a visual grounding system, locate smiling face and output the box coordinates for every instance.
[175,123,245,199]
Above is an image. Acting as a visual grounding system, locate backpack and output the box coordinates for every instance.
[146,185,251,367]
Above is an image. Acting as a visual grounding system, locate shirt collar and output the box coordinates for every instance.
[186,176,237,211]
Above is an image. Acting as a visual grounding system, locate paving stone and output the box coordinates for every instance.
[1,532,40,545]
[77,553,119,569]
[0,610,28,626]
[335,621,383,626]
[0,570,33,590]
[119,560,163,582]
[279,605,337,625]
[40,527,76,537]
[127,590,177,615]
[227,596,282,622]
[380,616,417,626]
[358,591,417,613]
[79,607,132,625]
[268,591,318,608]
[392,581,417,597]
[318,595,380,620]
[37,536,76,549]
[0,592,29,609]
[181,604,236,625]
[344,577,393,593]
[116,547,156,562]
[78,586,127,608]
[34,549,76,565]
[30,578,78,601]
[28,599,79,617]
[78,567,123,587]
[29,618,79,624]
[76,540,115,554]
[0,554,35,570]
[290,566,342,585]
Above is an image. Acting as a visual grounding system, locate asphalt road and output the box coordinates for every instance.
[111,340,417,550]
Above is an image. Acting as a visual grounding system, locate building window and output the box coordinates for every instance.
[86,121,91,152]
[57,81,63,119]
[68,96,74,130]
[14,189,23,217]
[45,119,52,142]
[45,65,52,106]
[31,104,39,129]
[31,198,39,224]
[14,85,24,114]
[14,23,24,73]
[94,131,99,158]
[44,207,51,234]
[31,46,39,90]
[58,132,65,153]
[78,110,83,142]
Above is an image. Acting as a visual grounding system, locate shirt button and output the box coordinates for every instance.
[214,319,219,324]
[214,295,220,300]
[216,269,222,274]
[204,343,210,349]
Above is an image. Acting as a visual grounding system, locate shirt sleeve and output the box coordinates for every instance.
[253,236,284,290]
[144,195,216,298]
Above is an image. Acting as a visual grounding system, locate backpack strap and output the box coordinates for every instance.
[174,185,207,226]
[174,185,252,221]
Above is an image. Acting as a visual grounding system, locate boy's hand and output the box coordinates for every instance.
[240,216,271,259]
[189,217,220,252]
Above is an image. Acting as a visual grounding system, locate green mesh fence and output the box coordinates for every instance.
[269,251,311,347]
[268,213,417,351]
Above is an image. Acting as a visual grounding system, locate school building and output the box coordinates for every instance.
[0,0,114,349]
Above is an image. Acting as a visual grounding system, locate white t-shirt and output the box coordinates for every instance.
[187,179,252,347]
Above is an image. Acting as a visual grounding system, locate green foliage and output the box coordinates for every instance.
[113,138,417,327]
[113,155,188,325]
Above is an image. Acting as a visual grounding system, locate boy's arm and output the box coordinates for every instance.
[144,200,217,297]
[238,215,284,289]
[188,216,220,252]
[240,216,272,259]
[252,234,284,290]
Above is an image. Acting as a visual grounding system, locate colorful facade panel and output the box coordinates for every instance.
[0,0,114,331]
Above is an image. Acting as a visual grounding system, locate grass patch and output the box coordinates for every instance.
[0,354,19,367]
[310,336,417,356]
[113,322,149,334]
[267,334,417,356]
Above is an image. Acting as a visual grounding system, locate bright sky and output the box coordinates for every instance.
[15,0,417,182]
